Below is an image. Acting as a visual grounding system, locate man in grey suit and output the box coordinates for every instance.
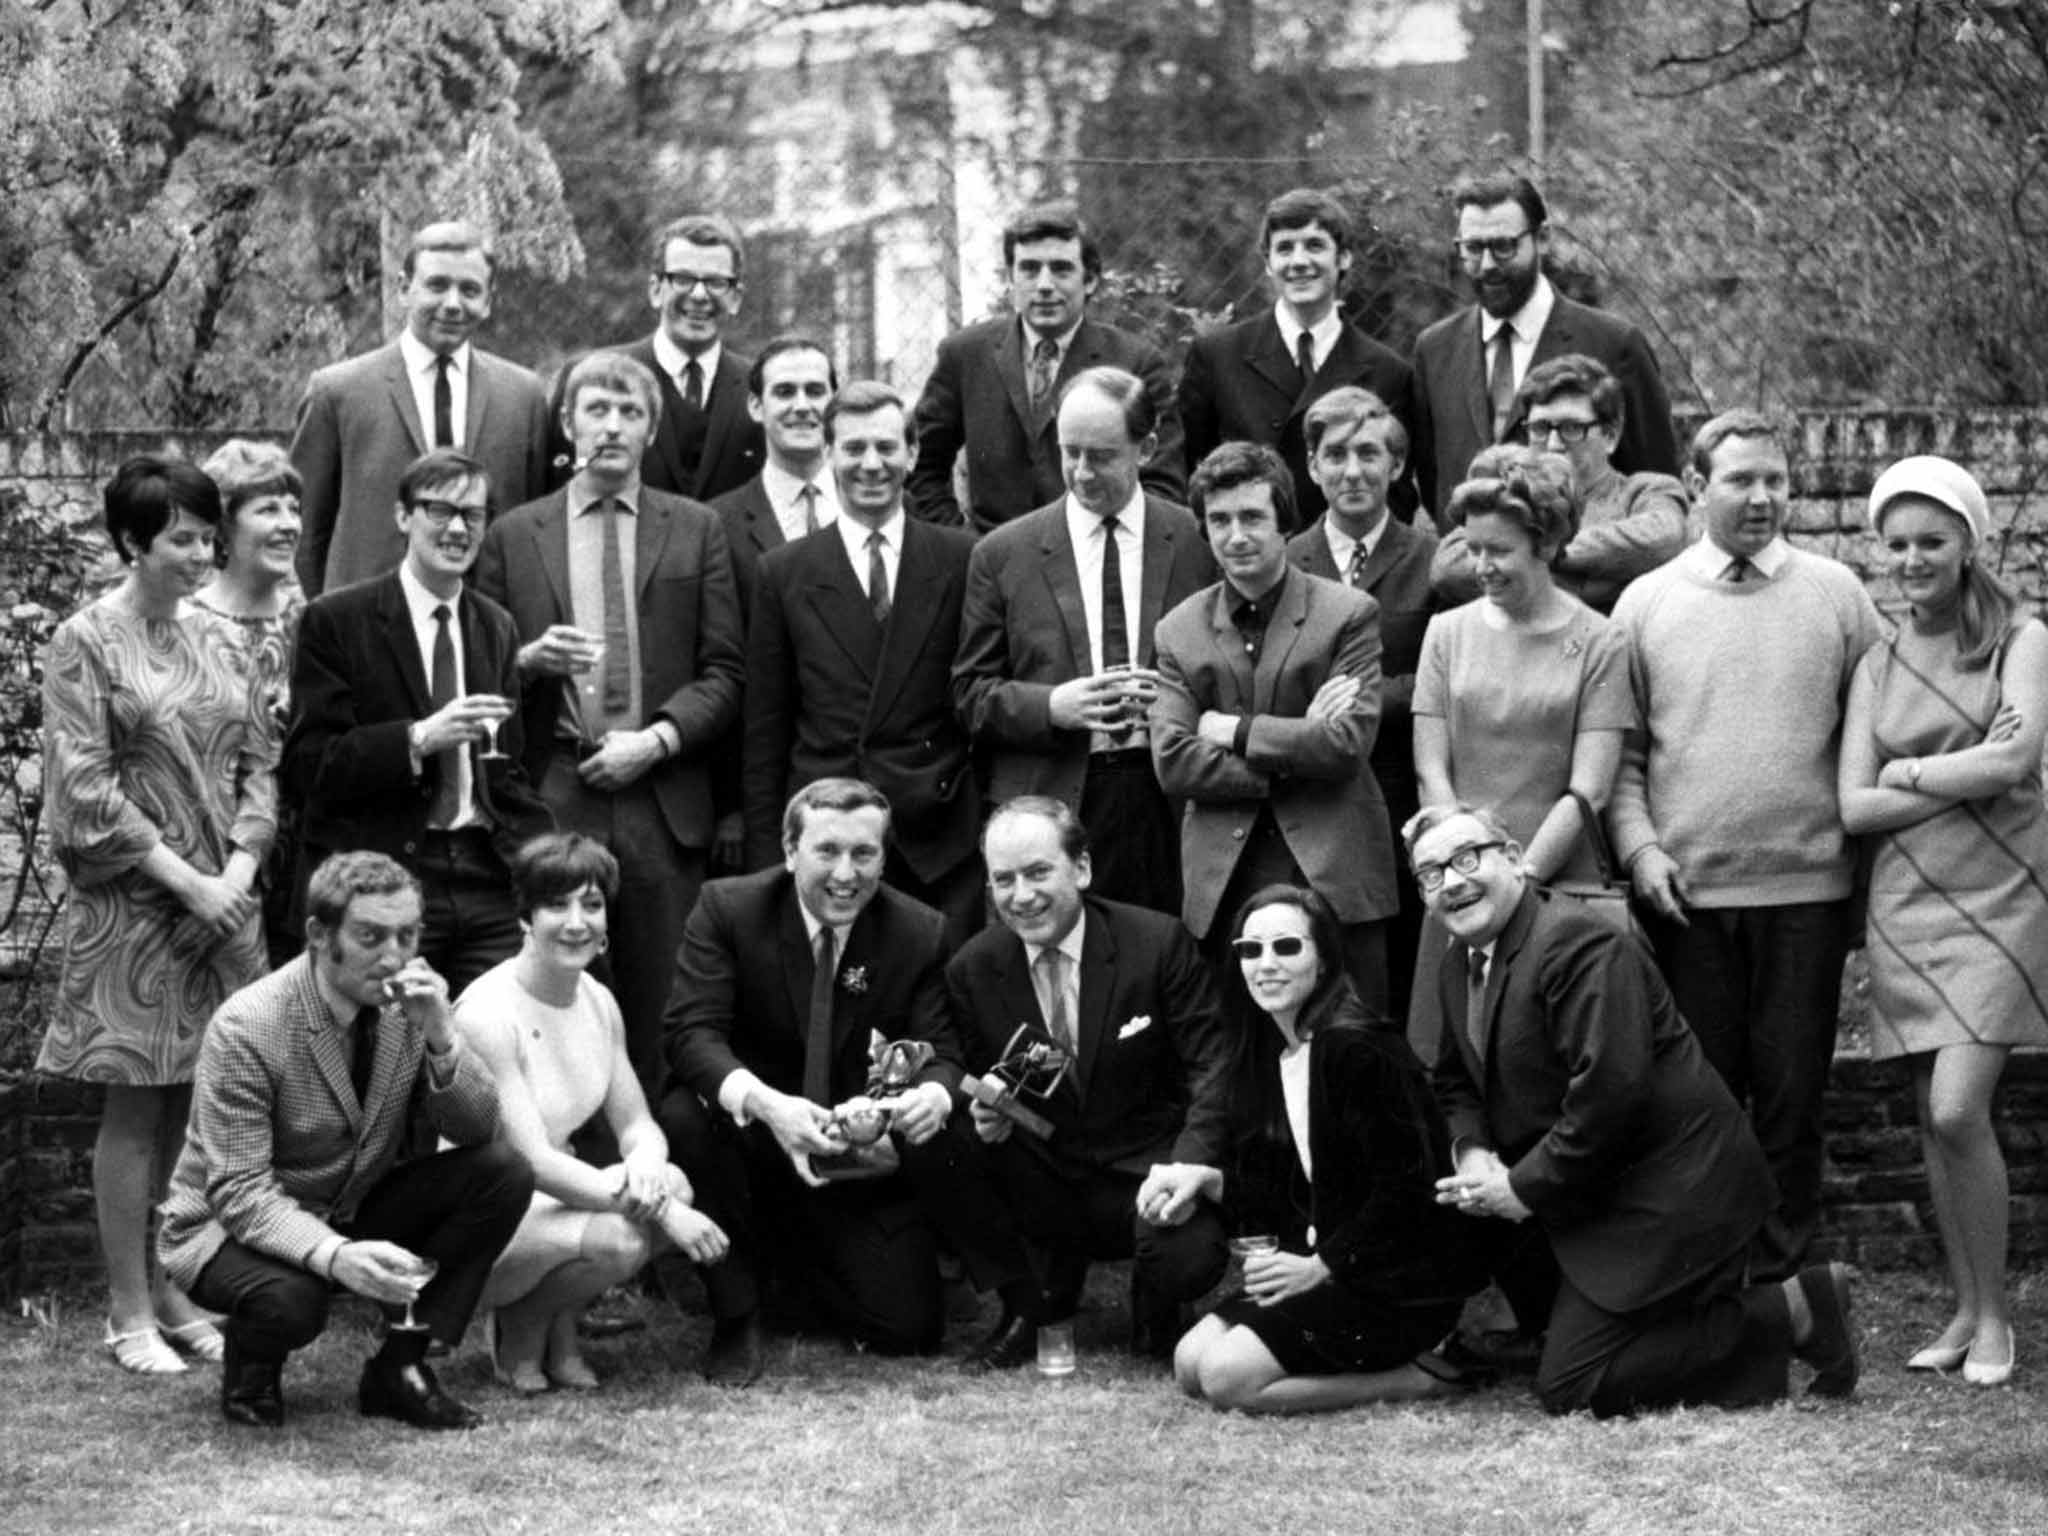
[291,221,551,596]
[1410,172,1678,524]
[953,366,1213,913]
[1151,442,1397,1008]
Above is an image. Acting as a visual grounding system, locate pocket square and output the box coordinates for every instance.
[1118,1015,1152,1040]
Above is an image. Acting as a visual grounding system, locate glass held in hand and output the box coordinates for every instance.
[1228,1234,1280,1260]
[395,1256,440,1332]
[475,693,514,762]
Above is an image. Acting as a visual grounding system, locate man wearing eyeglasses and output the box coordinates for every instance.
[1410,173,1678,525]
[1428,353,1688,614]
[557,214,764,502]
[286,449,553,995]
[1409,803,1858,1418]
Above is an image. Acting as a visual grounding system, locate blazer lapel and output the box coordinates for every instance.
[303,988,364,1134]
[378,577,433,716]
[464,359,493,453]
[634,494,674,599]
[532,499,574,620]
[1136,501,1182,663]
[780,893,815,1053]
[746,485,784,558]
[803,537,882,680]
[867,522,948,724]
[1245,315,1298,404]
[1038,516,1093,675]
[997,322,1036,437]
[645,340,691,491]
[1454,309,1492,452]
[1357,515,1409,593]
[1287,521,1341,582]
[381,346,429,458]
[693,361,745,497]
[1251,573,1311,714]
[1469,888,1539,1069]
[1072,912,1116,1101]
[1205,585,1255,713]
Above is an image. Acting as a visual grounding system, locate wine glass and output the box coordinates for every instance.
[477,696,511,763]
[395,1256,439,1332]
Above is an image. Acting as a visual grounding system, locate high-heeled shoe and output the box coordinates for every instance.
[105,1322,188,1376]
[1905,1340,1969,1372]
[1963,1331,2015,1387]
[160,1318,227,1364]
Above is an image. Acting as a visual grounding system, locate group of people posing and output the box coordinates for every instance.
[35,168,2047,1436]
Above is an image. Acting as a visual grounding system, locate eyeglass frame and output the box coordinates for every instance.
[406,498,489,529]
[1453,231,1534,266]
[1524,417,1600,446]
[657,269,740,297]
[1229,935,1311,961]
[1414,840,1507,893]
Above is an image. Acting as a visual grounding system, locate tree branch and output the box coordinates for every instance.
[30,240,188,431]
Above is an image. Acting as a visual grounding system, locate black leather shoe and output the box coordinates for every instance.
[220,1338,285,1428]
[358,1356,483,1430]
[967,1309,1039,1371]
[1794,1262,1858,1399]
[702,1315,765,1388]
[1128,1273,1183,1361]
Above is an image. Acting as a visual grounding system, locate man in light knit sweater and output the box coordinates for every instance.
[1608,409,1881,1280]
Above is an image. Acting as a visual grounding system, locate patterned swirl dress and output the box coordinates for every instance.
[35,598,277,1084]
[1861,621,2048,1057]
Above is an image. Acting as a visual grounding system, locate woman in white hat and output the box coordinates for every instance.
[1839,455,2048,1387]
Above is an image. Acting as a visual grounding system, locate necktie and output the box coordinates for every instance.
[1035,948,1072,1052]
[798,481,821,535]
[600,499,633,717]
[1295,329,1317,396]
[1346,539,1369,589]
[683,358,704,413]
[1099,516,1131,672]
[349,1007,379,1106]
[1029,336,1060,416]
[1465,950,1489,1059]
[866,530,891,627]
[803,925,837,1105]
[1487,323,1517,437]
[427,603,461,827]
[432,355,454,449]
[1722,556,1752,584]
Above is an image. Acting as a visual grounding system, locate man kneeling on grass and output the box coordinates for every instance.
[159,852,532,1430]
[1411,805,1859,1417]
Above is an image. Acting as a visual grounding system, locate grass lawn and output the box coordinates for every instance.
[5,1265,2046,1536]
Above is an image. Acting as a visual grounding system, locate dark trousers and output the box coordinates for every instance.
[1372,765,1426,1024]
[409,828,524,997]
[541,756,704,1098]
[1647,899,1853,1279]
[1079,748,1181,916]
[1208,813,1390,1017]
[888,850,985,953]
[187,1144,532,1365]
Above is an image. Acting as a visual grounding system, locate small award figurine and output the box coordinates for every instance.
[960,1024,1074,1139]
[815,1036,939,1182]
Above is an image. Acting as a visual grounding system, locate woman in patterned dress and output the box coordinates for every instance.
[197,440,305,963]
[1839,455,2048,1388]
[37,457,276,1374]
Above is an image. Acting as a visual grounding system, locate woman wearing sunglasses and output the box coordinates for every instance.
[1173,886,1484,1413]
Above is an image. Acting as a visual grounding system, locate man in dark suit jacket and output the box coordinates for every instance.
[908,202,1185,532]
[474,351,744,1089]
[1152,443,1399,1009]
[285,449,553,996]
[1179,188,1421,525]
[1411,172,1678,524]
[552,214,763,501]
[658,779,1042,1380]
[953,366,1214,914]
[291,221,551,596]
[947,798,1236,1365]
[1410,805,1859,1417]
[1285,386,1439,1019]
[743,381,983,944]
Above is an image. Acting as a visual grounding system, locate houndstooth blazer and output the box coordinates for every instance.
[158,952,500,1291]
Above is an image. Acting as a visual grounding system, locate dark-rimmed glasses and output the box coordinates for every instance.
[1454,233,1531,265]
[408,499,488,528]
[659,270,737,296]
[1415,841,1505,892]
[1527,419,1597,445]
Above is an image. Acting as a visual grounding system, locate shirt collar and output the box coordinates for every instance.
[1686,532,1790,580]
[1273,302,1343,362]
[1481,272,1555,345]
[1025,910,1087,972]
[397,558,460,622]
[568,479,641,518]
[838,508,906,559]
[796,898,852,952]
[1020,317,1082,362]
[1063,486,1146,543]
[652,329,721,387]
[762,459,837,517]
[399,328,469,377]
[1229,563,1290,625]
[1322,510,1389,572]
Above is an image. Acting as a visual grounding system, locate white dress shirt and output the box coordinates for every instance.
[1065,489,1145,673]
[1480,272,1557,393]
[1024,913,1087,1047]
[835,510,905,601]
[1274,302,1344,374]
[761,459,841,543]
[1321,508,1390,582]
[397,560,478,829]
[398,330,469,449]
[652,331,722,407]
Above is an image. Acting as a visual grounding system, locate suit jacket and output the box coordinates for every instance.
[907,315,1187,533]
[548,340,763,503]
[945,897,1236,1174]
[664,869,961,1106]
[283,570,553,868]
[742,519,980,881]
[708,473,787,618]
[1431,886,1773,1314]
[472,485,744,850]
[1286,515,1438,801]
[158,953,500,1290]
[290,340,551,597]
[1178,312,1422,522]
[952,494,1214,807]
[1410,293,1679,524]
[1151,570,1397,935]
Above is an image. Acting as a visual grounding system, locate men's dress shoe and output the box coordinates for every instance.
[358,1356,484,1430]
[1962,1331,2015,1388]
[702,1315,765,1388]
[966,1310,1038,1372]
[1793,1262,1858,1399]
[1463,1327,1546,1375]
[1128,1276,1183,1362]
[220,1341,285,1428]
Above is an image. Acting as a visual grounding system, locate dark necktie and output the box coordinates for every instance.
[427,603,460,827]
[1029,337,1059,417]
[432,355,454,448]
[350,1007,379,1106]
[1035,948,1072,1052]
[1346,538,1369,589]
[1295,329,1317,397]
[683,358,704,413]
[798,482,821,535]
[600,499,633,717]
[1722,556,1753,584]
[803,925,837,1105]
[866,531,891,627]
[1099,516,1130,671]
[1487,323,1517,437]
[1466,950,1489,1058]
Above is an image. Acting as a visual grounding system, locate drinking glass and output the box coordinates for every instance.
[1036,1321,1077,1377]
[395,1257,440,1332]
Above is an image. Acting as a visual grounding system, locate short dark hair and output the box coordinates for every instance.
[104,456,222,564]
[1516,353,1624,434]
[1001,201,1102,281]
[649,213,745,280]
[509,832,621,922]
[396,448,491,513]
[823,380,916,448]
[1303,385,1408,464]
[1056,365,1156,441]
[305,851,421,932]
[1260,188,1352,256]
[1446,445,1579,563]
[1450,171,1548,234]
[984,795,1091,863]
[748,334,839,398]
[560,350,663,435]
[1689,408,1785,482]
[1190,441,1298,534]
[782,777,892,851]
[403,220,495,282]
[1230,885,1355,1038]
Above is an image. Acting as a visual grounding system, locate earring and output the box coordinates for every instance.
[595,936,609,955]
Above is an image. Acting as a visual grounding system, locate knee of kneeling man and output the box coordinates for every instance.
[585,1215,654,1275]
